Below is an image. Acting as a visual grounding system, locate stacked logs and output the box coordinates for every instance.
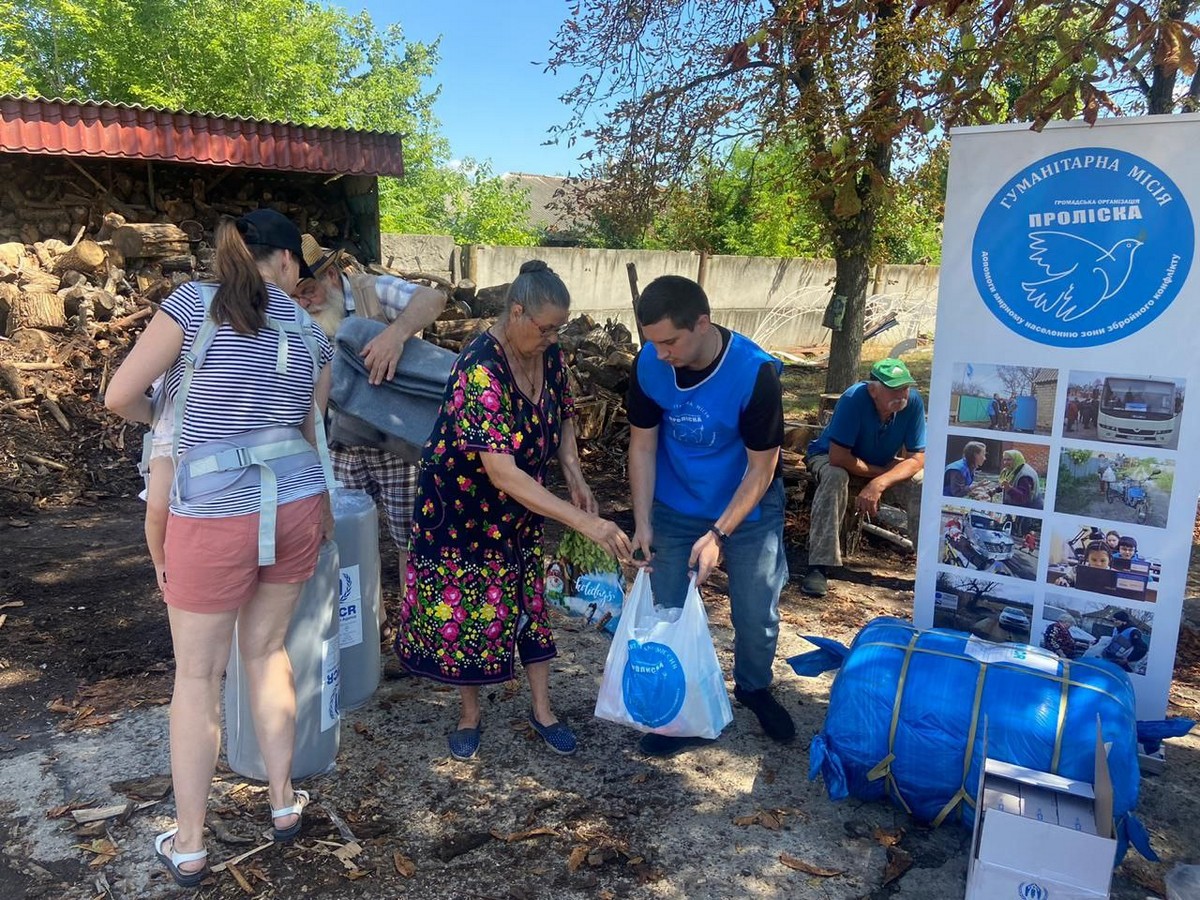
[0,153,365,268]
[420,295,638,446]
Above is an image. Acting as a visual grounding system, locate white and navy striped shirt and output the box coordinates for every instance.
[161,281,334,517]
[341,273,420,319]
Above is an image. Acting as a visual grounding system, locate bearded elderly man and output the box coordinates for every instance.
[293,237,447,612]
[802,358,926,597]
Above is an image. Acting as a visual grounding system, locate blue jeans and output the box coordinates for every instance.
[648,479,788,692]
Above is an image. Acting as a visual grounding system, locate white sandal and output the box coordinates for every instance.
[271,788,309,842]
[153,828,209,887]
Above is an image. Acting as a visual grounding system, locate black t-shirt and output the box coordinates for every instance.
[626,326,785,456]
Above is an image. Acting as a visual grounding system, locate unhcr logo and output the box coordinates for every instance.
[972,147,1192,347]
[1018,881,1049,900]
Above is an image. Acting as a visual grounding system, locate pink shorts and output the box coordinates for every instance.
[163,494,325,613]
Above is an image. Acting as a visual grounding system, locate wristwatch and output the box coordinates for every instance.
[709,525,729,547]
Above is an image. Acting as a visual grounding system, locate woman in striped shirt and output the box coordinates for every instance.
[106,209,332,886]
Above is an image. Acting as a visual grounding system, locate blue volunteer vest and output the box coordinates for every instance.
[638,332,780,521]
[945,457,975,491]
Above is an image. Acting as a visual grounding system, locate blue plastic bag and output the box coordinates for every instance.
[594,570,732,738]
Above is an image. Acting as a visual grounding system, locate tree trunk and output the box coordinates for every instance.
[821,0,899,394]
[824,233,873,392]
[1146,0,1192,113]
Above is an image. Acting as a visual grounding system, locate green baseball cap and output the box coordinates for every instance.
[870,358,916,389]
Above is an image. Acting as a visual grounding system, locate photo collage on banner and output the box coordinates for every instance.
[916,117,1200,718]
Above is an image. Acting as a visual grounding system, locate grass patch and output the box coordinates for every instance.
[781,349,934,422]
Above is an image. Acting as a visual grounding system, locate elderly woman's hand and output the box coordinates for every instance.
[580,516,632,563]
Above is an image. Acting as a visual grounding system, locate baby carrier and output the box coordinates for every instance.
[144,283,335,565]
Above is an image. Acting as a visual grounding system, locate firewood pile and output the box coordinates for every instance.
[0,153,368,516]
[0,234,642,518]
[0,154,359,253]
[422,297,638,449]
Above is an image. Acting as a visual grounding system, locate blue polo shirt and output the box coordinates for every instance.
[807,381,926,466]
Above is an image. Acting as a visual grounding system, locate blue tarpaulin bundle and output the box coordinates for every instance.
[789,617,1183,861]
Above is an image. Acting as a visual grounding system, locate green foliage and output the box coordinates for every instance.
[380,160,538,245]
[646,143,827,257]
[593,139,941,264]
[556,529,619,575]
[0,0,537,247]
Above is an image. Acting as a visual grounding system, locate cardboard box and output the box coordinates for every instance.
[966,720,1116,900]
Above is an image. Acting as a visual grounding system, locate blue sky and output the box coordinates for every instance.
[353,0,590,176]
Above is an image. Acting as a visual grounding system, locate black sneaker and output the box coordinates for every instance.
[800,567,828,597]
[734,687,796,743]
[638,733,716,758]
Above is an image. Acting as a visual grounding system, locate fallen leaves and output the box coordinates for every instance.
[392,851,416,877]
[76,837,119,868]
[883,846,913,885]
[873,826,904,848]
[733,808,791,830]
[567,844,589,872]
[779,853,845,877]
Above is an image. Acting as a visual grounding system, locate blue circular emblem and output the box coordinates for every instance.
[622,640,686,728]
[972,148,1192,347]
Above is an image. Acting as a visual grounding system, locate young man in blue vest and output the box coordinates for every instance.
[626,275,792,756]
[944,441,987,498]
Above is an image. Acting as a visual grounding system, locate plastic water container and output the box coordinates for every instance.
[1013,395,1038,432]
[225,540,341,781]
[1167,865,1200,900]
[332,487,381,710]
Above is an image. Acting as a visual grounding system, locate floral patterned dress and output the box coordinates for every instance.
[395,332,575,684]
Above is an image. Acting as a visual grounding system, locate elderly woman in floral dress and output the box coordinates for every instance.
[395,260,630,760]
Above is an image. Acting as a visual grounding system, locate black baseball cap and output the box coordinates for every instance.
[236,209,315,279]
[1113,610,1131,623]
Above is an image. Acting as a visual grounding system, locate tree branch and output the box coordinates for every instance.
[1187,65,1200,112]
[641,60,780,104]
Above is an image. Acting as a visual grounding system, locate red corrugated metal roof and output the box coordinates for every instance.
[0,95,404,177]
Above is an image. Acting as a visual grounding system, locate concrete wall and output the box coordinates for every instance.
[386,235,943,352]
[379,234,457,283]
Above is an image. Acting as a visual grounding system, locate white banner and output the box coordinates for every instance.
[915,115,1200,719]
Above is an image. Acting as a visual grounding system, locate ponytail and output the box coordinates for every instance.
[212,219,270,334]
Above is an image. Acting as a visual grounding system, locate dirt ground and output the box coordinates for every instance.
[1,460,1199,900]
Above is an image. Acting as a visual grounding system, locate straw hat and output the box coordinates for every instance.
[300,234,345,279]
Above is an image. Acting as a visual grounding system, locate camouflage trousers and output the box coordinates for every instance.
[806,454,923,568]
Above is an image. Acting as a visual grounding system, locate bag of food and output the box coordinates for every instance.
[594,570,732,739]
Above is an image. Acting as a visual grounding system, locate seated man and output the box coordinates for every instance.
[802,358,926,597]
[944,441,986,498]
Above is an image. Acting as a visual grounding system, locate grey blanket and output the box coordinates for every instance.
[328,317,457,464]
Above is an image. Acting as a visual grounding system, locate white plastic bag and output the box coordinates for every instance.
[594,569,733,739]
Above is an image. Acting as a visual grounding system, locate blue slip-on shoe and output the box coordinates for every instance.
[529,714,578,756]
[448,725,482,761]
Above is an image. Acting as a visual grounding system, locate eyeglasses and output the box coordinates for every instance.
[525,313,564,336]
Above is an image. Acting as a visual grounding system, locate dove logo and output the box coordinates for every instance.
[665,402,717,447]
[973,148,1192,347]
